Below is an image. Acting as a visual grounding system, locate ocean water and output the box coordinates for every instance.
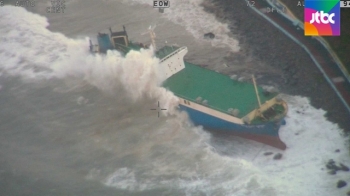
[0,1,349,196]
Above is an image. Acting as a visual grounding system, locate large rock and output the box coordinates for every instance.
[264,152,273,156]
[326,159,350,173]
[340,163,350,171]
[273,153,283,160]
[204,32,215,39]
[337,180,347,188]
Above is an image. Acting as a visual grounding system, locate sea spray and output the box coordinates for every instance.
[0,5,179,115]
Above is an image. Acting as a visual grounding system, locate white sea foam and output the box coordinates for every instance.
[121,0,240,52]
[0,5,178,114]
[103,95,350,195]
[256,96,350,195]
[103,122,272,195]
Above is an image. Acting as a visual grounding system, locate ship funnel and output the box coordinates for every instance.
[109,26,129,51]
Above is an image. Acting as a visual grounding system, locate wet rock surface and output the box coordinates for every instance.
[273,153,283,160]
[202,0,350,130]
[337,180,347,188]
[326,159,350,174]
[204,32,215,39]
[263,152,273,156]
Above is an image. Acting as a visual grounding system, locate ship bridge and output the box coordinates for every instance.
[156,46,188,79]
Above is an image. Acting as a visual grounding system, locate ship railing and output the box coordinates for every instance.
[159,46,187,63]
[243,97,287,124]
[115,43,130,53]
[175,94,243,118]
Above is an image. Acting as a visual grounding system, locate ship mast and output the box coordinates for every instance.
[148,26,156,50]
[252,75,261,107]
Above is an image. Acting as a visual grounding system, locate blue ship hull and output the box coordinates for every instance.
[179,104,287,149]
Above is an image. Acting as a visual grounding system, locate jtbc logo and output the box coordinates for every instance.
[310,11,335,24]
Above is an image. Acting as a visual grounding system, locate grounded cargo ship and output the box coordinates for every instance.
[89,26,288,150]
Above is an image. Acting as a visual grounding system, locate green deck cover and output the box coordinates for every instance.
[124,43,276,118]
[125,42,142,52]
[162,62,277,118]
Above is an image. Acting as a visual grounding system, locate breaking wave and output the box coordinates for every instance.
[0,5,178,114]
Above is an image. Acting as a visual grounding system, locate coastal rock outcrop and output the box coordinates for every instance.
[326,159,350,174]
[337,180,347,188]
[273,153,283,160]
[204,32,215,39]
[263,152,273,156]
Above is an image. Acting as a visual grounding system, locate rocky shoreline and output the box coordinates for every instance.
[201,0,350,131]
[280,0,350,71]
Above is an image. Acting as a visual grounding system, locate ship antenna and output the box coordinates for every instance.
[252,75,262,107]
[148,25,156,50]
